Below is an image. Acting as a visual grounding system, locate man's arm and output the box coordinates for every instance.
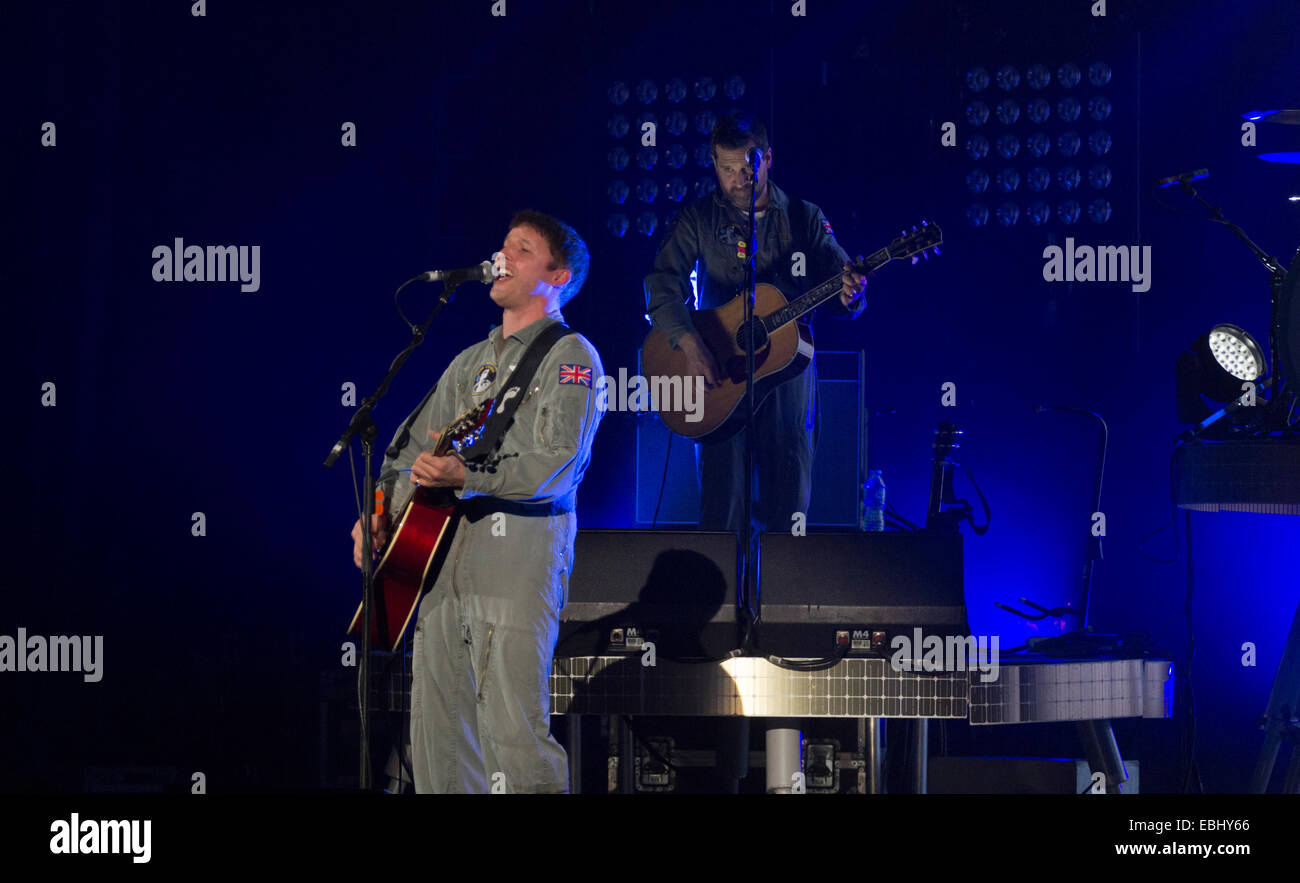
[455,336,604,505]
[643,208,703,348]
[803,202,867,319]
[376,351,465,517]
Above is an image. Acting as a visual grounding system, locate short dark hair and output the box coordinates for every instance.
[710,111,769,154]
[509,210,589,306]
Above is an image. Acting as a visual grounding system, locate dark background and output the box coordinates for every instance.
[7,0,1298,792]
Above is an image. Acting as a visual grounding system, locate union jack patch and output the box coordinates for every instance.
[559,364,593,387]
[822,218,835,236]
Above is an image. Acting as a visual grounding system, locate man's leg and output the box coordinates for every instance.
[409,556,490,793]
[697,428,747,531]
[753,366,818,531]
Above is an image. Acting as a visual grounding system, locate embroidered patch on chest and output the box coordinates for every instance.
[558,364,592,388]
[471,363,497,395]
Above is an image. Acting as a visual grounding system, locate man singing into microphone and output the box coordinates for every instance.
[351,210,603,793]
[644,112,867,533]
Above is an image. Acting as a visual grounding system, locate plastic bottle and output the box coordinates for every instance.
[861,469,886,532]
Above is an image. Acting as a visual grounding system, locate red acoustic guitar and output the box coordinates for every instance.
[348,401,492,651]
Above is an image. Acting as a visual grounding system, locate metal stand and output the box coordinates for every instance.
[1250,599,1300,793]
[323,277,463,790]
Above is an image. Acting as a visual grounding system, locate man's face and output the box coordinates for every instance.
[712,142,771,210]
[490,224,569,308]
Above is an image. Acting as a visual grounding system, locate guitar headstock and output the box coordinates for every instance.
[888,221,943,265]
[436,401,494,457]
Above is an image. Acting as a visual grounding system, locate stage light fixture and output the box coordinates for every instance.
[636,146,658,170]
[693,177,716,198]
[995,132,1020,159]
[1057,165,1081,191]
[996,202,1020,227]
[1086,198,1112,223]
[966,168,989,194]
[635,212,658,237]
[1057,97,1081,123]
[1087,61,1112,87]
[606,180,629,205]
[607,214,629,237]
[1088,164,1112,190]
[1027,166,1051,191]
[724,75,746,100]
[694,77,717,101]
[966,203,990,227]
[996,98,1020,125]
[996,64,1020,91]
[608,81,630,106]
[1027,200,1051,226]
[1027,131,1051,157]
[1176,323,1267,423]
[1027,98,1051,124]
[664,143,686,169]
[1058,130,1081,157]
[664,177,687,203]
[965,134,990,160]
[636,178,659,203]
[693,144,712,168]
[965,100,990,126]
[665,110,688,136]
[1057,199,1081,225]
[694,110,717,135]
[995,167,1020,192]
[966,66,990,92]
[1088,130,1112,155]
[1027,63,1052,89]
[607,114,630,138]
[636,79,658,104]
[1057,62,1081,88]
[1088,95,1112,121]
[607,146,629,171]
[664,77,687,103]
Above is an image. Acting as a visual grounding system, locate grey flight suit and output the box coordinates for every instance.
[643,180,865,531]
[377,314,603,793]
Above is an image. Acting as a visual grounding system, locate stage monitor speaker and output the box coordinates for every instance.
[558,529,742,659]
[634,351,864,526]
[757,531,966,658]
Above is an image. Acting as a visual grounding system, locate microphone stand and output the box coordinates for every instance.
[740,158,760,649]
[323,277,464,790]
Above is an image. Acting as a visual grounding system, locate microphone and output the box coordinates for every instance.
[420,261,495,284]
[745,146,765,168]
[1153,168,1209,189]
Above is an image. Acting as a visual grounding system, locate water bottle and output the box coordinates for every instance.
[861,469,886,532]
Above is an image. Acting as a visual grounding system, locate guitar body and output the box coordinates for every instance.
[640,283,813,442]
[347,401,492,651]
[348,487,459,652]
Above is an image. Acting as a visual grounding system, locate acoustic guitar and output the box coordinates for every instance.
[640,223,942,441]
[348,401,492,652]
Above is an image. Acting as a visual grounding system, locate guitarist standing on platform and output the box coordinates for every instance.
[350,210,603,793]
[644,112,868,533]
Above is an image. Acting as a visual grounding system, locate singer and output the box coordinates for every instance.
[643,112,868,532]
[350,210,603,793]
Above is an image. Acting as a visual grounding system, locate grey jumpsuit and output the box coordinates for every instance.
[377,314,603,793]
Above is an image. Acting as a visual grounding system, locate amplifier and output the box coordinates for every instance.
[558,529,743,659]
[756,531,967,658]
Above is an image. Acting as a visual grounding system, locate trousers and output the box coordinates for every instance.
[408,513,573,793]
[697,364,819,532]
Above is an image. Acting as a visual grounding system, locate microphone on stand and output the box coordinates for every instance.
[745,146,765,169]
[1153,168,1209,189]
[419,261,496,284]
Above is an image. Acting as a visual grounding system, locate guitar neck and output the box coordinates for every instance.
[762,244,891,333]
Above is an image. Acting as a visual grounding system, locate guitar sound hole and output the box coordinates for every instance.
[735,318,769,354]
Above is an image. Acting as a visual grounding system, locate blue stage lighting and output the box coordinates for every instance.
[1087,198,1112,223]
[607,115,630,138]
[607,214,629,237]
[606,180,629,205]
[664,77,687,103]
[666,110,688,136]
[636,212,658,237]
[1058,199,1081,224]
[636,146,658,170]
[607,81,630,106]
[665,177,687,203]
[607,146,629,171]
[996,64,1020,91]
[693,144,712,168]
[1058,130,1081,157]
[1087,164,1112,190]
[996,98,1020,125]
[1088,129,1112,156]
[1057,62,1081,89]
[694,76,717,101]
[996,201,1020,227]
[1027,166,1052,191]
[996,167,1020,192]
[1087,61,1112,87]
[664,143,687,169]
[694,110,717,135]
[1088,95,1112,121]
[636,178,658,204]
[1057,165,1081,191]
[1027,131,1051,158]
[995,132,1020,159]
[1057,96,1081,123]
[724,75,746,100]
[1027,98,1051,124]
[966,169,990,194]
[966,100,990,126]
[965,134,990,160]
[1026,64,1052,89]
[966,66,990,92]
[966,203,990,227]
[1027,200,1051,226]
[636,79,659,104]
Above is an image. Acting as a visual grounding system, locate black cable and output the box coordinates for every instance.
[392,276,424,331]
[620,716,683,773]
[651,429,673,528]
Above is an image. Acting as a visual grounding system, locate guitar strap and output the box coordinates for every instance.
[463,320,574,463]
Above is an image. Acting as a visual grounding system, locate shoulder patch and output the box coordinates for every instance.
[558,364,593,388]
[821,217,834,236]
[471,362,496,395]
